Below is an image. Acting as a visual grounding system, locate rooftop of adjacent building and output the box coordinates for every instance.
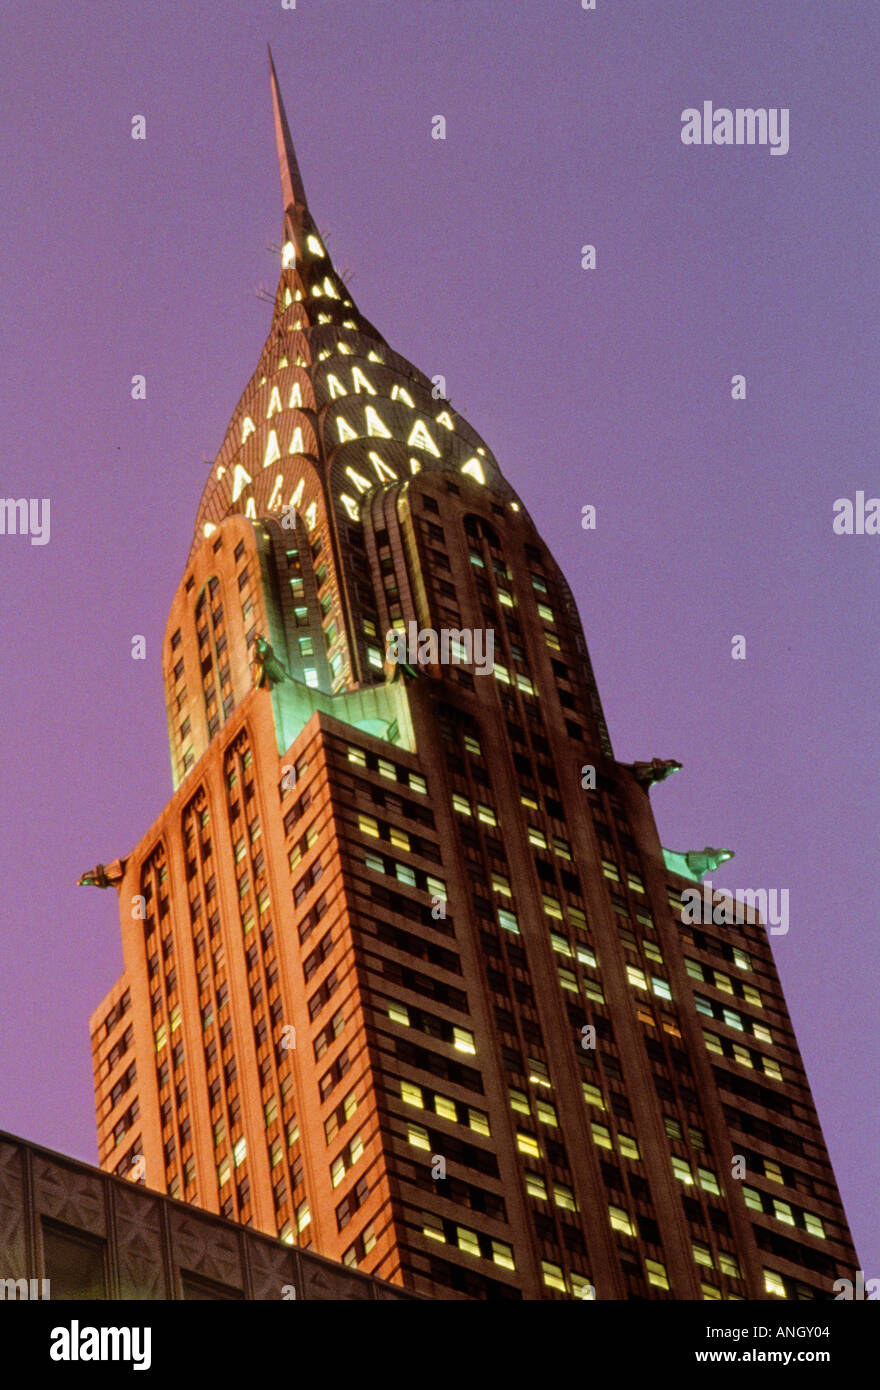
[0,1128,420,1301]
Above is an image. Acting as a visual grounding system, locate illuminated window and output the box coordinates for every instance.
[733,947,752,971]
[698,1167,721,1196]
[452,793,471,817]
[434,1095,456,1121]
[409,772,428,794]
[542,1261,567,1292]
[609,1205,635,1236]
[764,1270,787,1299]
[591,1122,613,1150]
[493,663,510,684]
[457,1226,480,1258]
[358,814,380,838]
[536,1100,558,1127]
[525,1172,547,1200]
[491,873,512,897]
[389,826,410,851]
[516,1132,541,1159]
[742,983,763,1008]
[387,1002,410,1026]
[528,1058,552,1088]
[498,908,520,935]
[626,965,648,991]
[510,1089,531,1117]
[719,1251,741,1278]
[365,406,391,438]
[492,1240,515,1271]
[703,1030,723,1056]
[330,1156,345,1187]
[672,1157,694,1186]
[652,976,672,1001]
[772,1199,795,1226]
[753,1023,773,1045]
[407,419,441,456]
[550,933,572,957]
[554,1183,578,1213]
[693,1242,713,1269]
[804,1212,825,1239]
[576,944,597,968]
[527,827,548,850]
[295,1199,311,1232]
[742,1185,763,1212]
[476,803,497,826]
[408,1117,428,1150]
[469,1108,490,1136]
[401,1080,423,1108]
[763,1056,783,1081]
[453,1027,476,1055]
[601,859,620,882]
[645,1259,669,1289]
[582,1082,605,1110]
[618,1134,641,1160]
[558,967,578,993]
[732,1044,753,1069]
[422,1212,445,1243]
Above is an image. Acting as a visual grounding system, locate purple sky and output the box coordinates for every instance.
[1,1,877,1276]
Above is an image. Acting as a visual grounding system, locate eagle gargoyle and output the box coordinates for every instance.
[630,758,683,788]
[77,859,127,889]
[253,634,295,689]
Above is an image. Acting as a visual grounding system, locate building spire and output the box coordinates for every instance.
[267,46,307,214]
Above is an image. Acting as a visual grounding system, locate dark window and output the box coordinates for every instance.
[42,1221,107,1300]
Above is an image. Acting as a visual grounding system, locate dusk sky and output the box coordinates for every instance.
[1,1,877,1276]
